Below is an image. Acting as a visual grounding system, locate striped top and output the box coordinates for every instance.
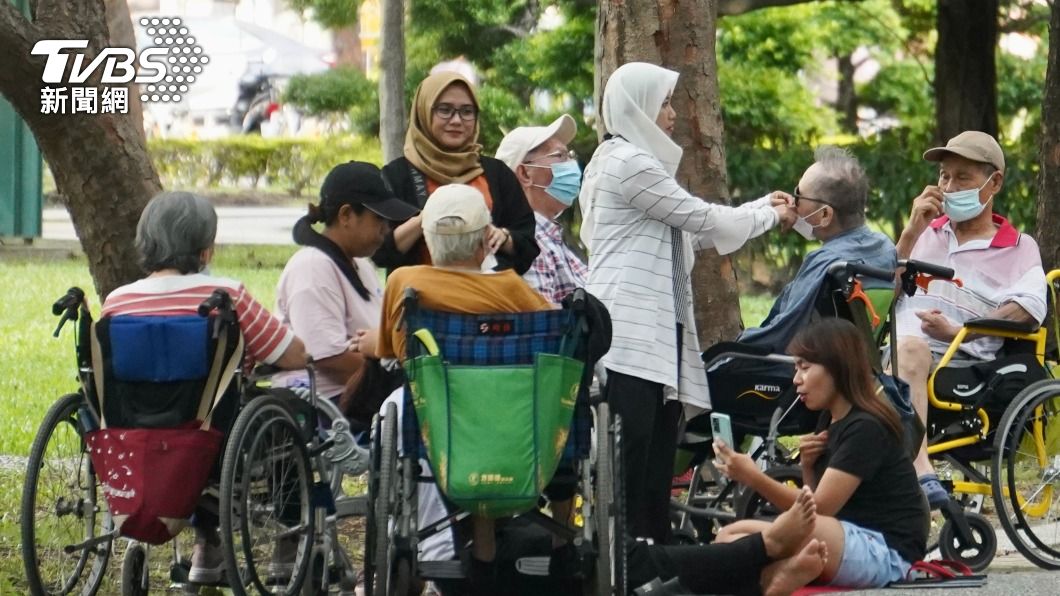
[580,137,778,409]
[102,273,296,365]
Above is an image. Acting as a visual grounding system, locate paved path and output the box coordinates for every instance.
[42,206,299,245]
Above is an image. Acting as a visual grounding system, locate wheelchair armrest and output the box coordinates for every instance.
[963,317,1040,334]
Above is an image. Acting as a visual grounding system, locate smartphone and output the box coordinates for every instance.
[710,412,735,455]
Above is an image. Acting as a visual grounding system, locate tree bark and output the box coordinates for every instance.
[1036,1,1060,271]
[934,0,999,143]
[103,0,145,143]
[0,0,160,300]
[597,0,743,347]
[378,0,406,162]
[333,25,365,70]
[836,53,858,134]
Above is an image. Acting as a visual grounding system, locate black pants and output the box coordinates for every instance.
[605,369,683,544]
[630,533,770,595]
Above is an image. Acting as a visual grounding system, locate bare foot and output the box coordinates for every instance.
[764,538,828,596]
[762,485,816,559]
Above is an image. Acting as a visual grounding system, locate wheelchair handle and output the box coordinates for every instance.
[900,259,955,280]
[197,288,233,317]
[52,287,85,316]
[827,261,894,283]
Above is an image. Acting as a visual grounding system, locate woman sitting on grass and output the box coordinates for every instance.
[714,318,929,590]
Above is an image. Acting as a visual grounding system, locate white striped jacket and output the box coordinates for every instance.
[580,137,778,409]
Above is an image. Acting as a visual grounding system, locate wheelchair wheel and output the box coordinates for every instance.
[992,379,1060,569]
[120,543,148,596]
[937,512,996,572]
[365,401,398,596]
[21,393,112,596]
[592,402,625,596]
[220,394,315,595]
[735,465,803,521]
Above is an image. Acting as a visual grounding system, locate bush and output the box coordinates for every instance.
[149,136,382,196]
[284,67,380,135]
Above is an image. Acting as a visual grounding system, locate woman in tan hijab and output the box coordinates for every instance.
[374,72,539,275]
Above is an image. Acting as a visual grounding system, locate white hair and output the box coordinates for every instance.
[423,217,486,265]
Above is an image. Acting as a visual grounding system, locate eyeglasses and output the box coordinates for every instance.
[433,103,478,122]
[792,186,836,209]
[524,149,577,164]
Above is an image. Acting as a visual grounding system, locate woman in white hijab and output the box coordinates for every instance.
[580,62,795,543]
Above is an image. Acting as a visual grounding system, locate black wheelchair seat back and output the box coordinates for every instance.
[705,367,817,439]
[932,351,1050,421]
[93,314,242,431]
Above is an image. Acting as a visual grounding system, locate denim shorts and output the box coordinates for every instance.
[828,522,912,588]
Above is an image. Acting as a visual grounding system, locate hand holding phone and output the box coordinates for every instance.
[710,412,735,463]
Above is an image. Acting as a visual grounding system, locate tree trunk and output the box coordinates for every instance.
[378,0,406,162]
[333,25,365,70]
[0,1,160,300]
[597,0,742,347]
[836,53,858,134]
[1036,2,1060,271]
[934,0,999,143]
[104,0,145,143]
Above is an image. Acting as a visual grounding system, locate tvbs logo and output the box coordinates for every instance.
[32,16,207,114]
[32,40,168,85]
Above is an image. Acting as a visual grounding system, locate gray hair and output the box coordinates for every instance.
[423,217,485,266]
[136,191,217,274]
[812,146,868,229]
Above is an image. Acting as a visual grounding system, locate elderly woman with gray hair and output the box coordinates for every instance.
[102,191,307,584]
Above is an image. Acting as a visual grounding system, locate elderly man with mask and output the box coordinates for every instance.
[496,114,588,305]
[736,146,897,355]
[893,131,1047,508]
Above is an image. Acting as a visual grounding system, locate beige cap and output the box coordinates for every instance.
[923,131,1005,174]
[494,114,577,170]
[422,184,491,235]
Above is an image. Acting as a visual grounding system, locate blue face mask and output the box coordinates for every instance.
[943,174,994,223]
[527,159,582,207]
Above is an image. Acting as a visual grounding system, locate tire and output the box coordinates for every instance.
[21,393,112,596]
[592,402,624,596]
[120,543,148,596]
[992,379,1060,569]
[938,512,997,572]
[371,402,398,596]
[735,465,804,521]
[220,394,315,595]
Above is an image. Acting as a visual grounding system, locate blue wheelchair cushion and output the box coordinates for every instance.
[109,316,210,382]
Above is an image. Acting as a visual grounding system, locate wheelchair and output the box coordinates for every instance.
[365,288,624,596]
[22,287,370,596]
[910,264,1060,571]
[670,260,905,544]
[22,286,244,596]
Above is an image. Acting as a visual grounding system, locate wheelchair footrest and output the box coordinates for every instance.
[419,560,465,579]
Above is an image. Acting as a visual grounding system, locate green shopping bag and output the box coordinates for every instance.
[406,349,583,518]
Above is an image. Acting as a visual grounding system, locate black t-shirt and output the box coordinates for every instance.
[813,409,929,563]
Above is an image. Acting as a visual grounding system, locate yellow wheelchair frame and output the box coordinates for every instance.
[924,268,1060,570]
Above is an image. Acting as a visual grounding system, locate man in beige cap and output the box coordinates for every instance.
[893,130,1047,508]
[355,183,551,593]
[496,115,588,305]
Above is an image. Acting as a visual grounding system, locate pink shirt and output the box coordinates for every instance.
[895,214,1047,359]
[273,247,383,398]
[102,273,295,365]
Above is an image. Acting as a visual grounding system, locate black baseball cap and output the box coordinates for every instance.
[320,161,419,221]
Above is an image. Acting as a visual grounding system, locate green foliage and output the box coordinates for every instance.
[284,67,380,134]
[150,136,382,195]
[287,0,362,29]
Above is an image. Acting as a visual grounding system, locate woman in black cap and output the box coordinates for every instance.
[274,161,418,425]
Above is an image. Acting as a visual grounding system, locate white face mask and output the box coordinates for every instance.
[792,205,827,241]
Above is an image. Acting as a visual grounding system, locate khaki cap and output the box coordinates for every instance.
[422,184,491,235]
[923,131,1005,174]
